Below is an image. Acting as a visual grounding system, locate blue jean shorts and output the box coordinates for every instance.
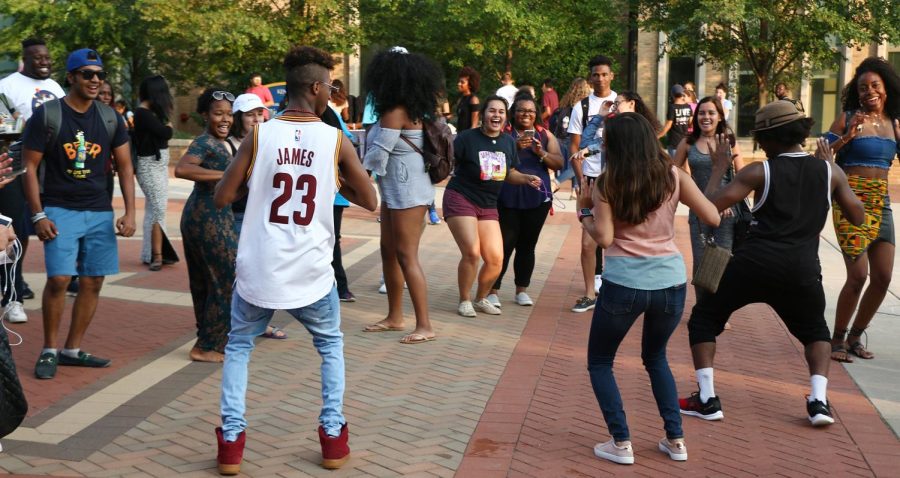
[44,206,119,277]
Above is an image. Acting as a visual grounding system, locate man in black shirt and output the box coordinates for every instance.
[679,101,863,426]
[22,48,136,380]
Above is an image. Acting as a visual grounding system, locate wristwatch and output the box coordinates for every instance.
[577,207,594,222]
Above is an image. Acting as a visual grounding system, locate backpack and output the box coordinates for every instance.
[549,106,572,140]
[42,98,118,146]
[580,97,590,129]
[400,119,454,184]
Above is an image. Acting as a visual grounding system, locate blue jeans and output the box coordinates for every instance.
[220,287,346,440]
[587,281,686,442]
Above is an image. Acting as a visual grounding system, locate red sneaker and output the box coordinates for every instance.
[216,427,245,475]
[319,424,350,469]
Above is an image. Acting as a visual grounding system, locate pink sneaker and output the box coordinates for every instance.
[215,427,245,475]
[319,424,350,469]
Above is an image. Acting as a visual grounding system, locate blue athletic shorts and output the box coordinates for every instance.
[43,206,119,277]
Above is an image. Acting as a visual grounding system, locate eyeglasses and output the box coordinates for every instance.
[317,81,340,95]
[76,69,107,81]
[516,109,537,115]
[212,91,235,102]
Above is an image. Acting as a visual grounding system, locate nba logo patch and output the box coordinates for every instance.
[294,129,302,142]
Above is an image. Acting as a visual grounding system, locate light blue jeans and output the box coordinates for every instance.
[220,286,346,441]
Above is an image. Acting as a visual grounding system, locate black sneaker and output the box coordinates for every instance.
[66,277,79,297]
[679,391,724,420]
[35,352,58,379]
[339,291,356,302]
[571,296,596,313]
[58,351,111,368]
[807,398,835,427]
[21,283,35,300]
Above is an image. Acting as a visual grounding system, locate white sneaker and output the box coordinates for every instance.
[594,274,603,295]
[378,282,387,294]
[486,293,502,308]
[4,301,27,323]
[457,300,476,317]
[515,292,533,306]
[473,298,501,315]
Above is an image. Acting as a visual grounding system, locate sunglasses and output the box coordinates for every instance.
[317,81,340,95]
[212,91,235,102]
[76,69,107,81]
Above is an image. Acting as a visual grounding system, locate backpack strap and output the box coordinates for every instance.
[95,102,118,141]
[42,98,62,146]
[581,97,590,129]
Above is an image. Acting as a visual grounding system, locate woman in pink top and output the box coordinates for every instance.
[578,112,720,465]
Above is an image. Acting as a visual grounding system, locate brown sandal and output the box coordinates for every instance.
[847,327,874,360]
[831,343,853,363]
[149,253,163,271]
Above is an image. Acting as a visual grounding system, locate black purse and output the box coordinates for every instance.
[0,327,28,438]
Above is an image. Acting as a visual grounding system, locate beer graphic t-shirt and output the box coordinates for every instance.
[446,128,519,208]
[23,100,129,211]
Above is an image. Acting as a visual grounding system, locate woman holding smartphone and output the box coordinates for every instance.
[486,94,563,308]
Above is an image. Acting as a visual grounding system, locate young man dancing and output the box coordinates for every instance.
[212,45,377,474]
[679,101,864,426]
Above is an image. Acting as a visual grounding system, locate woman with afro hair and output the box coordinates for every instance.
[361,47,443,344]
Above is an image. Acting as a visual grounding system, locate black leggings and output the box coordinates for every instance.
[332,205,349,295]
[493,202,552,290]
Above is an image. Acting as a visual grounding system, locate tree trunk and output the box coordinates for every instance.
[505,46,513,77]
[757,74,770,108]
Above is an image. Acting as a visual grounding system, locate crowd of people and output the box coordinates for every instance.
[0,37,899,472]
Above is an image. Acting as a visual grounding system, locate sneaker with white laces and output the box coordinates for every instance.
[807,398,835,427]
[4,301,27,323]
[593,439,634,465]
[486,293,502,308]
[473,298,501,315]
[658,438,688,461]
[515,292,533,306]
[457,301,476,317]
[571,296,596,313]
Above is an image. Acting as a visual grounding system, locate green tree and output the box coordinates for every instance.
[0,0,360,98]
[638,0,900,106]
[361,0,626,102]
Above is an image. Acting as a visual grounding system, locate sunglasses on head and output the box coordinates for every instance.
[212,91,235,102]
[76,69,107,81]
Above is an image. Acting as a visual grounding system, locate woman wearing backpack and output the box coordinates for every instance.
[361,46,443,344]
[444,95,543,318]
[553,78,591,199]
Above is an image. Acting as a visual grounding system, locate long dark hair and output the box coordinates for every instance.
[139,75,173,122]
[687,96,736,146]
[599,113,675,224]
[364,47,443,122]
[841,56,900,119]
[616,91,660,132]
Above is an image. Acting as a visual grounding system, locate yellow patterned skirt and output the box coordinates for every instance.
[832,175,888,259]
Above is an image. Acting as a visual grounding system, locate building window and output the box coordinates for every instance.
[889,52,900,75]
[667,57,696,90]
[809,62,841,137]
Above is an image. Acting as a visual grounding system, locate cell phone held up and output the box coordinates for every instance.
[1,140,26,180]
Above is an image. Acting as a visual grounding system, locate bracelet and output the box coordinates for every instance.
[31,211,47,224]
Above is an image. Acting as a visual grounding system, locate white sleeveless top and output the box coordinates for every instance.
[235,113,342,309]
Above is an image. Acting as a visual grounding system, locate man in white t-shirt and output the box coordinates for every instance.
[568,54,616,314]
[0,38,66,122]
[0,38,66,324]
[495,72,517,108]
[715,83,733,121]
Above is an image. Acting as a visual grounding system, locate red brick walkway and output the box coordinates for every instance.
[458,216,900,477]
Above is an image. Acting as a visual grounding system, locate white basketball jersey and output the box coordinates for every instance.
[235,113,341,309]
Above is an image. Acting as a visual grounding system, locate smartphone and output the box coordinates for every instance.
[0,166,26,180]
[1,140,24,180]
[522,129,535,139]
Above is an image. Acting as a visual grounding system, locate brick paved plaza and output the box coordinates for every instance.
[1,180,899,477]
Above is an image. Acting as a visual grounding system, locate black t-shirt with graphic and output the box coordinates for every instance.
[666,103,693,146]
[23,100,129,211]
[446,128,519,208]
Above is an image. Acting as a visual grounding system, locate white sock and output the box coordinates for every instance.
[61,348,80,358]
[809,375,828,404]
[696,368,715,403]
[42,348,58,356]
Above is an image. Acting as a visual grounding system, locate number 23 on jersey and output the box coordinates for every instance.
[269,172,317,226]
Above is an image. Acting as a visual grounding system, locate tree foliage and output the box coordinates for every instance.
[360,0,627,102]
[638,0,900,105]
[0,0,361,97]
